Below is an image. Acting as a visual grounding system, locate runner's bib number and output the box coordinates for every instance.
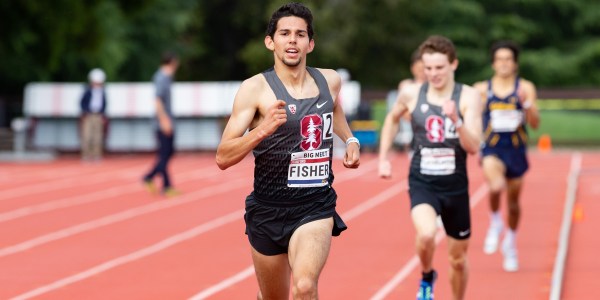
[420,147,455,175]
[288,149,330,187]
[491,109,523,132]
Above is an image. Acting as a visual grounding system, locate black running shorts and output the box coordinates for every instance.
[244,189,347,256]
[409,185,471,240]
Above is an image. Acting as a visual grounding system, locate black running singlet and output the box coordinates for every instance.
[409,82,468,195]
[252,67,335,204]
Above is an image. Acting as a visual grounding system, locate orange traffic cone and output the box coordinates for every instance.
[573,203,584,222]
[537,134,552,153]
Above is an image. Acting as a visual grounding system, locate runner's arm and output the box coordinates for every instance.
[378,89,411,178]
[216,78,286,170]
[155,97,172,135]
[520,80,540,129]
[322,69,360,168]
[456,87,483,154]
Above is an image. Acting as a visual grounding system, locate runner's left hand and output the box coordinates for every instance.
[343,143,360,168]
[442,100,459,123]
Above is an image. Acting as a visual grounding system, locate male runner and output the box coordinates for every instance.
[216,3,360,299]
[379,35,482,300]
[473,40,540,272]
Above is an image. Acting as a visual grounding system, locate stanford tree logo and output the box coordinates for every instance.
[425,115,445,143]
[300,114,322,150]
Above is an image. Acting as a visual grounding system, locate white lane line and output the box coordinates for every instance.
[0,164,144,202]
[0,177,249,258]
[188,179,408,300]
[549,152,582,300]
[0,163,105,183]
[0,156,245,202]
[9,210,244,300]
[0,166,224,223]
[0,165,221,222]
[189,266,256,300]
[370,183,488,300]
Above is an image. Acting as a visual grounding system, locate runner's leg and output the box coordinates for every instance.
[288,217,334,299]
[251,247,290,300]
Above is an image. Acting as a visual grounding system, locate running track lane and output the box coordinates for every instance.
[373,151,575,299]
[3,154,379,299]
[561,152,600,299]
[204,154,486,299]
[1,153,250,298]
[1,151,595,299]
[193,152,577,299]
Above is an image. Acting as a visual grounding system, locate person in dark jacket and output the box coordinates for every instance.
[80,68,108,161]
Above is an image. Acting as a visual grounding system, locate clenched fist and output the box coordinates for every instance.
[442,99,459,123]
[258,100,287,138]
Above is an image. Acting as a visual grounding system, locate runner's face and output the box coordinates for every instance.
[422,52,457,89]
[265,16,314,67]
[492,48,517,77]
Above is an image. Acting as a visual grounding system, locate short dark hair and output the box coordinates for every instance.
[418,35,457,63]
[161,51,178,65]
[490,40,520,63]
[266,2,314,40]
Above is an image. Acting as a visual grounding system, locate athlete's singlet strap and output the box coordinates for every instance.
[306,67,331,98]
[262,67,288,100]
[417,82,429,106]
[451,83,463,112]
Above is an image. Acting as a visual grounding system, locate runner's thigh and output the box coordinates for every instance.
[288,217,334,277]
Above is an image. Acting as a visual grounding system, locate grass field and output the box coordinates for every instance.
[528,110,600,146]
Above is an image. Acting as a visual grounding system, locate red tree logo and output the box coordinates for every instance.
[300,114,322,150]
[425,115,445,143]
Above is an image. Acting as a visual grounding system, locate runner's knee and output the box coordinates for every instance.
[488,178,505,193]
[507,201,520,214]
[293,277,317,298]
[417,231,436,248]
[448,254,467,272]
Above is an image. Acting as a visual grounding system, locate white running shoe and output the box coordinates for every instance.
[501,237,519,272]
[483,225,502,254]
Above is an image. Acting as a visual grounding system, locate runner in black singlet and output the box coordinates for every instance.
[216,3,360,299]
[246,66,347,256]
[379,36,482,300]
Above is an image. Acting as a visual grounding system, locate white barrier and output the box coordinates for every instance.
[22,81,361,151]
[24,81,360,118]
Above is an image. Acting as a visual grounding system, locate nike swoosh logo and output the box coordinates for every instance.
[459,229,470,237]
[316,101,328,108]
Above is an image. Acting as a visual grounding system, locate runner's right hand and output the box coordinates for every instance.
[379,160,392,178]
[257,100,287,138]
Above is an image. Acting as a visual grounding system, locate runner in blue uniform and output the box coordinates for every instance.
[216,3,360,299]
[379,36,482,300]
[474,41,540,272]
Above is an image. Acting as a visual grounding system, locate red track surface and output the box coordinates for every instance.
[0,150,597,299]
